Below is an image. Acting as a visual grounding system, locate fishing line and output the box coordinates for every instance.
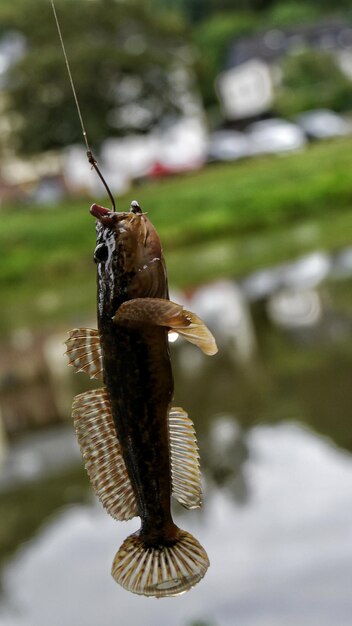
[50,0,116,211]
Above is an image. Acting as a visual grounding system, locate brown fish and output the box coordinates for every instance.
[65,200,217,597]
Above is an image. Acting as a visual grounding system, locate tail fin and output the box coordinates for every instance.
[111,529,209,597]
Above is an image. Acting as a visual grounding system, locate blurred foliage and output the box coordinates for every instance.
[2,138,352,335]
[1,0,188,154]
[275,50,352,117]
[161,0,262,24]
[153,0,352,23]
[266,2,320,27]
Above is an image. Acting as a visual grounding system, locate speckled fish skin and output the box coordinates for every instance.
[92,201,178,545]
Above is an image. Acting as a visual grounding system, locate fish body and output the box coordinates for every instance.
[65,200,217,597]
[95,204,175,542]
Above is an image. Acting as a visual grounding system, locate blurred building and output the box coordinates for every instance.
[217,20,352,121]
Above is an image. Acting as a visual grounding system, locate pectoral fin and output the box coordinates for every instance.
[113,298,217,356]
[65,328,103,380]
[169,407,202,509]
[72,387,138,521]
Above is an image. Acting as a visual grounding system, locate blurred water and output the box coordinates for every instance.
[1,262,352,625]
[1,424,352,626]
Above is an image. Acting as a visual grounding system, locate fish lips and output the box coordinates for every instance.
[90,203,116,227]
[90,204,132,227]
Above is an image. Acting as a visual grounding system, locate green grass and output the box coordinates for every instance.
[1,137,352,336]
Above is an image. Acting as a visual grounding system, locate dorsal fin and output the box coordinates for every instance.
[65,328,103,379]
[169,407,202,509]
[72,388,138,521]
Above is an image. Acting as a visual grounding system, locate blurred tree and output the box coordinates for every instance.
[153,0,352,24]
[152,0,260,23]
[274,49,352,117]
[265,2,320,27]
[0,0,188,154]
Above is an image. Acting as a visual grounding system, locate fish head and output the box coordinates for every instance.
[90,201,168,301]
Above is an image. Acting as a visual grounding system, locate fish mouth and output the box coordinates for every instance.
[90,203,115,225]
[90,203,142,230]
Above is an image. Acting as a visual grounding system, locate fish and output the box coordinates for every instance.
[65,199,217,597]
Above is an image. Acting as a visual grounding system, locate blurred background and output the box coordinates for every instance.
[1,0,352,624]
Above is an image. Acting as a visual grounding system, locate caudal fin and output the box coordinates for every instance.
[111,529,209,597]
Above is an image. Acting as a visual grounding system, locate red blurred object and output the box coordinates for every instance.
[147,159,202,179]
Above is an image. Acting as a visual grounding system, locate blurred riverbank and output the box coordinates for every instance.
[2,138,352,336]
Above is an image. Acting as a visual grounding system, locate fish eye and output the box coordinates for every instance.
[94,243,108,263]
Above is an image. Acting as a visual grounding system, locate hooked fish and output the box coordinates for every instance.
[65,199,217,597]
